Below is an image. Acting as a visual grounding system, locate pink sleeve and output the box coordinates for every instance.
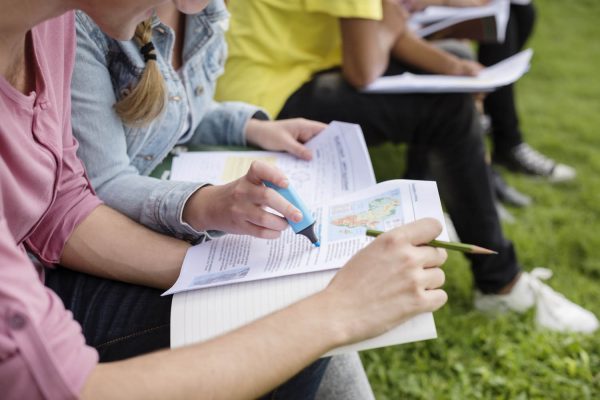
[25,23,102,264]
[25,128,102,264]
[0,215,98,399]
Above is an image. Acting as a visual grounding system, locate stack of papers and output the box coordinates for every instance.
[410,0,510,41]
[363,48,532,94]
[168,122,448,354]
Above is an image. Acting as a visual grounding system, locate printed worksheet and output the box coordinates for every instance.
[163,180,447,295]
[410,0,510,41]
[170,121,376,206]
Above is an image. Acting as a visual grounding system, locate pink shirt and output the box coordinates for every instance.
[0,12,101,399]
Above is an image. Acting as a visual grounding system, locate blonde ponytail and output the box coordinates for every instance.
[114,18,167,126]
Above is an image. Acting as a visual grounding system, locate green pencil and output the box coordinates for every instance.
[365,229,497,255]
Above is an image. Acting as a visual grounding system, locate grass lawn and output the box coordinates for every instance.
[365,1,600,398]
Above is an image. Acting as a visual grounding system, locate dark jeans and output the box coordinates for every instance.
[278,61,520,293]
[479,3,537,155]
[45,266,329,399]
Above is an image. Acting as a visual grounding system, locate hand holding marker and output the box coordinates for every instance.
[263,181,320,247]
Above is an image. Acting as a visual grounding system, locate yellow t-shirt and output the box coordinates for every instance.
[215,0,382,117]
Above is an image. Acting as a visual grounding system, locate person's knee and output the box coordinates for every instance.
[437,93,480,142]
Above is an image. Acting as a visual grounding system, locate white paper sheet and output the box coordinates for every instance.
[410,0,510,41]
[164,180,448,295]
[169,179,448,354]
[363,48,532,94]
[170,121,376,206]
[170,270,438,355]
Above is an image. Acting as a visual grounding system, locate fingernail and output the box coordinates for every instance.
[279,178,289,187]
[292,211,303,222]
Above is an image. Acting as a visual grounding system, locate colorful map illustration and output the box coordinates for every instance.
[328,189,405,241]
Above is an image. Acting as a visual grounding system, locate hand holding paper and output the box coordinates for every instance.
[363,49,533,93]
[244,118,326,161]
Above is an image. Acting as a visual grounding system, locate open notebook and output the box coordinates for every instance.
[168,122,447,354]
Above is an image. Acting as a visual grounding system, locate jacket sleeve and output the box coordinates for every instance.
[186,97,269,147]
[70,13,217,243]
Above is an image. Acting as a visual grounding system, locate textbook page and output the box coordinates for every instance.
[164,180,448,295]
[170,180,448,354]
[410,0,510,41]
[363,48,532,94]
[170,121,376,206]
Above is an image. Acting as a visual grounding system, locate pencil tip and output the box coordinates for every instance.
[472,245,497,255]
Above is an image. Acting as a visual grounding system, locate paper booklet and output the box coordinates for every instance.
[168,122,447,355]
[410,0,510,42]
[363,48,532,94]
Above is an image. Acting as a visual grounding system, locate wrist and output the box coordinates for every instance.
[296,290,353,354]
[182,185,216,231]
[443,56,461,75]
[244,117,266,147]
[305,290,354,348]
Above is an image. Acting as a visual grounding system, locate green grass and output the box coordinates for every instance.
[364,1,600,398]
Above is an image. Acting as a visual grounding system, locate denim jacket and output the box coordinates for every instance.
[71,1,266,242]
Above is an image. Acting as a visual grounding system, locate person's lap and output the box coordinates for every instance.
[44,266,339,399]
[278,62,520,293]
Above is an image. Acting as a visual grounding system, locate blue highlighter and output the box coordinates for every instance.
[263,181,320,247]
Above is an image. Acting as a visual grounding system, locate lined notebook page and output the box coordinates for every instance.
[170,269,437,356]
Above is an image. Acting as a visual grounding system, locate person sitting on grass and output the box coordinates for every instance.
[0,0,449,398]
[215,0,598,333]
[67,0,373,397]
[412,0,575,182]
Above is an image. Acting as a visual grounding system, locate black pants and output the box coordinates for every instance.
[279,61,520,293]
[479,3,537,155]
[45,267,329,400]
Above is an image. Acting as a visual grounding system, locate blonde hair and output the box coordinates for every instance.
[114,18,167,126]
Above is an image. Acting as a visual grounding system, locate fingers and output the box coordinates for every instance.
[241,221,283,240]
[242,161,303,223]
[420,246,448,268]
[383,218,443,246]
[421,266,445,290]
[425,289,448,312]
[283,137,313,161]
[246,207,289,231]
[464,61,483,76]
[288,118,327,142]
[248,184,303,223]
[245,160,288,187]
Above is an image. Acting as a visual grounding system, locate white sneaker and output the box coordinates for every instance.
[494,143,577,183]
[474,268,599,333]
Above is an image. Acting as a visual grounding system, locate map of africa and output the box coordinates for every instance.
[328,189,405,241]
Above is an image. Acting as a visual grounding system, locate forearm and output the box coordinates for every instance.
[416,0,447,6]
[81,219,449,398]
[391,29,459,74]
[82,292,343,399]
[340,18,401,87]
[61,205,189,289]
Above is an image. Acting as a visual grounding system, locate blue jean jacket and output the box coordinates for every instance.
[71,1,266,242]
